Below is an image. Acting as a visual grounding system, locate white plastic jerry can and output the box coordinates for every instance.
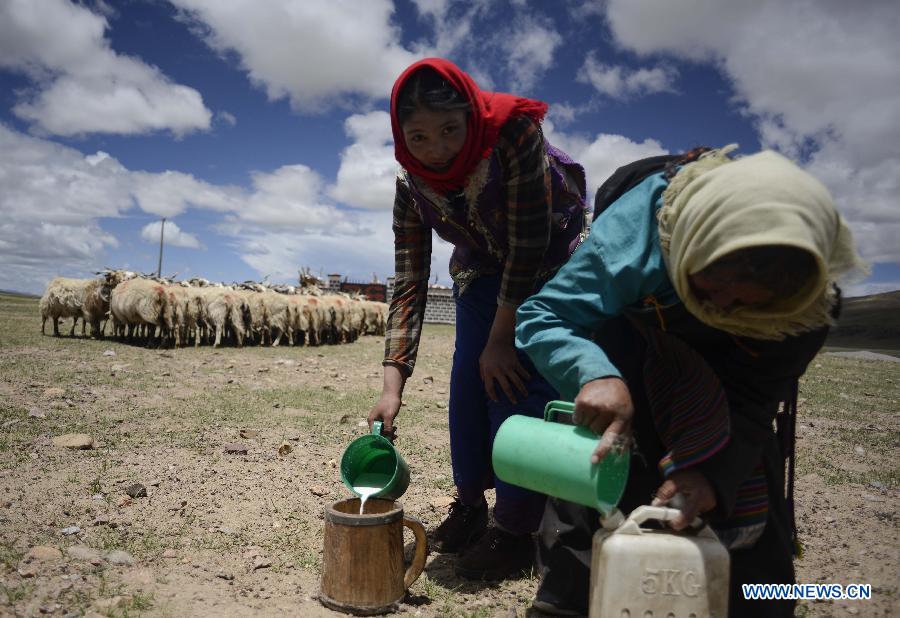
[590,506,730,618]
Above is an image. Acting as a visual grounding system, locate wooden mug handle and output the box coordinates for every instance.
[402,515,428,589]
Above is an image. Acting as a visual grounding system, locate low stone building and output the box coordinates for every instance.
[386,277,455,325]
[323,274,456,324]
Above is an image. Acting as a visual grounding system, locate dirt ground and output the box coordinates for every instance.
[0,293,897,617]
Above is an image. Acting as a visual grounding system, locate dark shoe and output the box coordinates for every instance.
[429,498,488,554]
[454,526,534,581]
[531,578,588,616]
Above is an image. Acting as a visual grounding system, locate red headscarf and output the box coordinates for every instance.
[390,58,548,193]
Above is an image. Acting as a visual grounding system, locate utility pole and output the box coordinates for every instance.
[157,217,166,277]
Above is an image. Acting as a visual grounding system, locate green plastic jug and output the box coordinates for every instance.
[340,421,410,501]
[492,400,629,515]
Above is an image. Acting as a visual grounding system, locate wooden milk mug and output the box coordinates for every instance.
[320,498,428,615]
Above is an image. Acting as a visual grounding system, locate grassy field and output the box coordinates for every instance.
[1,292,897,617]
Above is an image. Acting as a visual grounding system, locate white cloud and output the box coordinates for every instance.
[233,165,358,232]
[603,0,900,264]
[0,124,362,294]
[579,54,678,100]
[330,111,398,210]
[543,121,668,201]
[0,0,212,137]
[140,220,204,250]
[131,171,242,218]
[499,15,563,92]
[171,0,422,111]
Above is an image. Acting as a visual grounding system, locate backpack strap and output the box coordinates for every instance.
[776,380,800,557]
[592,147,713,222]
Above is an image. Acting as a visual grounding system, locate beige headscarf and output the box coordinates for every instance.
[658,145,867,340]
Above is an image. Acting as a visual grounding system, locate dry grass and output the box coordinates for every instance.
[0,292,897,617]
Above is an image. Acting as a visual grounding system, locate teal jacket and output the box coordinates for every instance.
[515,171,677,400]
[515,172,830,525]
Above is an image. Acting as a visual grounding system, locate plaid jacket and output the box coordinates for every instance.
[385,116,586,374]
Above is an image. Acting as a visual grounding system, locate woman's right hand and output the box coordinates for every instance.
[368,365,407,439]
[367,394,401,439]
[573,377,634,464]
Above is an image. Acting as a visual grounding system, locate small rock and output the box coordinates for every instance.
[43,387,66,398]
[26,546,63,561]
[436,389,447,395]
[102,350,116,357]
[310,485,328,497]
[862,494,886,503]
[252,557,272,571]
[278,442,293,456]
[53,433,94,450]
[18,564,38,578]
[239,429,259,439]
[224,443,249,455]
[338,414,350,424]
[430,496,455,510]
[125,483,147,498]
[162,549,178,559]
[94,596,130,611]
[853,445,865,456]
[116,496,132,508]
[227,378,235,384]
[422,376,434,384]
[28,408,46,419]
[110,363,129,372]
[258,367,270,373]
[67,545,103,564]
[92,514,110,526]
[328,459,337,469]
[106,550,135,566]
[216,571,235,580]
[868,481,885,490]
[357,421,368,427]
[52,433,95,450]
[61,526,81,536]
[161,371,171,377]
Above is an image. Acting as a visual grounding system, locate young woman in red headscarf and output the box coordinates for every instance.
[366,58,588,581]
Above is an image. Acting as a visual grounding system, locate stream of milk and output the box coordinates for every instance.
[353,485,381,514]
[352,470,389,514]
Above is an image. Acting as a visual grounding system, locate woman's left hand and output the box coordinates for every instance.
[479,340,531,403]
[652,468,718,531]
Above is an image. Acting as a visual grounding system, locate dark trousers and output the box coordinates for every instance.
[449,275,557,533]
[536,317,795,617]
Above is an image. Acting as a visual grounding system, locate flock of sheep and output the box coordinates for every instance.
[39,270,389,348]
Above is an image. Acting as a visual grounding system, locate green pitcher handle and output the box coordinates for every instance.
[371,420,383,436]
[543,400,575,422]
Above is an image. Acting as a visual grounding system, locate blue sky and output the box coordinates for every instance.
[1,0,898,296]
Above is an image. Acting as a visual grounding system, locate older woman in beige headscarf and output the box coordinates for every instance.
[515,146,865,617]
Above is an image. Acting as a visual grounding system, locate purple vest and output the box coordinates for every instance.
[404,141,588,290]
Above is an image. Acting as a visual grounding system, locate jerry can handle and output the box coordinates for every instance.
[371,420,383,436]
[622,505,715,537]
[543,400,575,422]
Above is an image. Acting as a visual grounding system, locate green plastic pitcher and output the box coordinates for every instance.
[492,400,629,515]
[340,421,410,501]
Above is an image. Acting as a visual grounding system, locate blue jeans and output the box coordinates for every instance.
[449,274,557,534]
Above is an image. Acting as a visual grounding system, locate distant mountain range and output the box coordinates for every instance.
[828,290,900,351]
